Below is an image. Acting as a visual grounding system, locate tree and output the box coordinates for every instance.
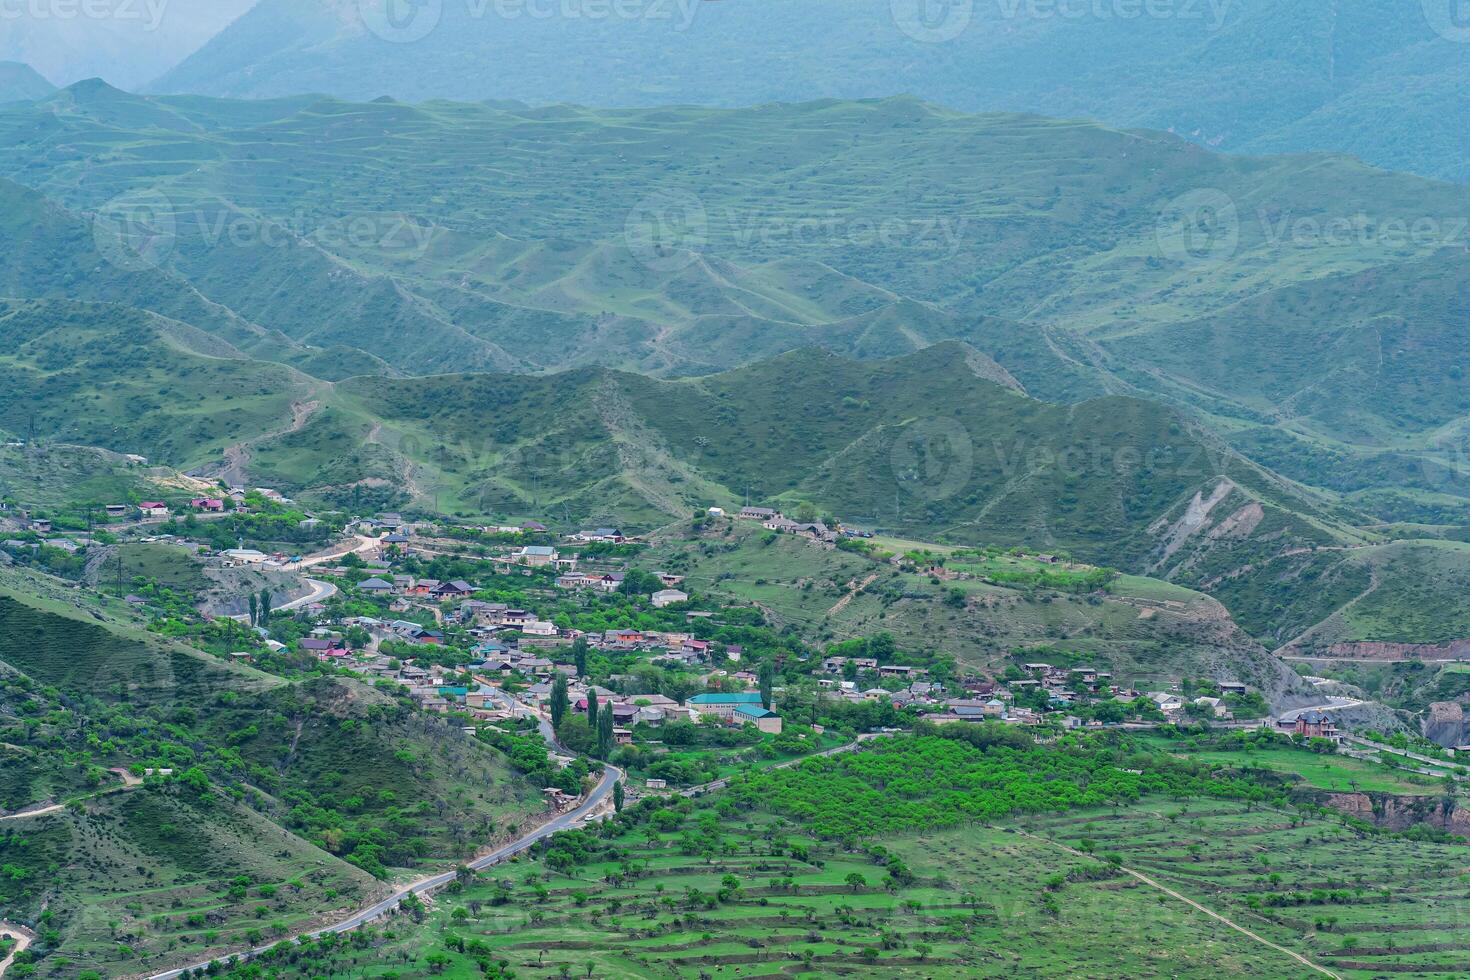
[844,872,867,892]
[613,780,625,812]
[572,636,589,677]
[596,706,615,759]
[258,589,272,627]
[758,661,775,710]
[587,691,599,731]
[247,592,258,627]
[550,674,570,730]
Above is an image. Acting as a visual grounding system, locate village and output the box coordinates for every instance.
[3,492,1349,798]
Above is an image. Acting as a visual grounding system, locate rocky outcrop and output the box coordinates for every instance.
[1311,791,1467,834]
[1286,640,1470,661]
[1423,702,1470,748]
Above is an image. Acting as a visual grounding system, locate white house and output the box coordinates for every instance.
[651,589,689,608]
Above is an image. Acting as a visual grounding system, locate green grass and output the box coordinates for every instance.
[1132,735,1451,796]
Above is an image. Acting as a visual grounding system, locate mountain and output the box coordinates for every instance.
[0,61,54,103]
[152,0,1470,182]
[0,1,255,89]
[4,88,1467,521]
[0,570,540,977]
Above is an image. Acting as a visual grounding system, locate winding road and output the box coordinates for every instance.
[148,712,621,980]
[225,577,337,623]
[0,924,34,978]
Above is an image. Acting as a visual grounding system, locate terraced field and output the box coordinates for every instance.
[1033,804,1470,978]
[258,809,1300,978]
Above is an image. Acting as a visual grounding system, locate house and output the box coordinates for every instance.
[657,573,687,588]
[707,507,725,517]
[431,580,476,599]
[1148,692,1186,715]
[515,545,559,567]
[730,705,781,733]
[359,577,395,594]
[139,502,169,518]
[687,692,765,721]
[105,504,128,519]
[190,498,225,512]
[613,727,634,746]
[651,589,689,609]
[522,620,558,637]
[522,521,548,532]
[1219,681,1249,696]
[1292,711,1342,743]
[500,609,537,627]
[575,527,626,543]
[1193,697,1231,719]
[740,506,779,521]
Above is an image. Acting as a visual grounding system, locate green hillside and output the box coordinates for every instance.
[640,520,1309,701]
[1,88,1466,521]
[0,575,542,977]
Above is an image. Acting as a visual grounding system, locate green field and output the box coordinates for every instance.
[1132,734,1456,796]
[204,732,1470,979]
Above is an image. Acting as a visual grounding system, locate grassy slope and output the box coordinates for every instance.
[642,521,1308,701]
[0,575,540,976]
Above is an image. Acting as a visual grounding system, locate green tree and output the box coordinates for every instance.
[587,691,599,731]
[247,592,258,627]
[758,661,775,709]
[613,780,625,812]
[258,589,272,627]
[572,636,589,677]
[596,705,615,759]
[550,674,570,730]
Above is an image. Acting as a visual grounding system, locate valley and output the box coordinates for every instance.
[2,31,1470,979]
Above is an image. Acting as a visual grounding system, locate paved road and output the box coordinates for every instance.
[226,578,337,623]
[150,765,621,980]
[1278,698,1363,723]
[149,681,617,980]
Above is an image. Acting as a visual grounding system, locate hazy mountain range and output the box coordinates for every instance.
[145,0,1470,182]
